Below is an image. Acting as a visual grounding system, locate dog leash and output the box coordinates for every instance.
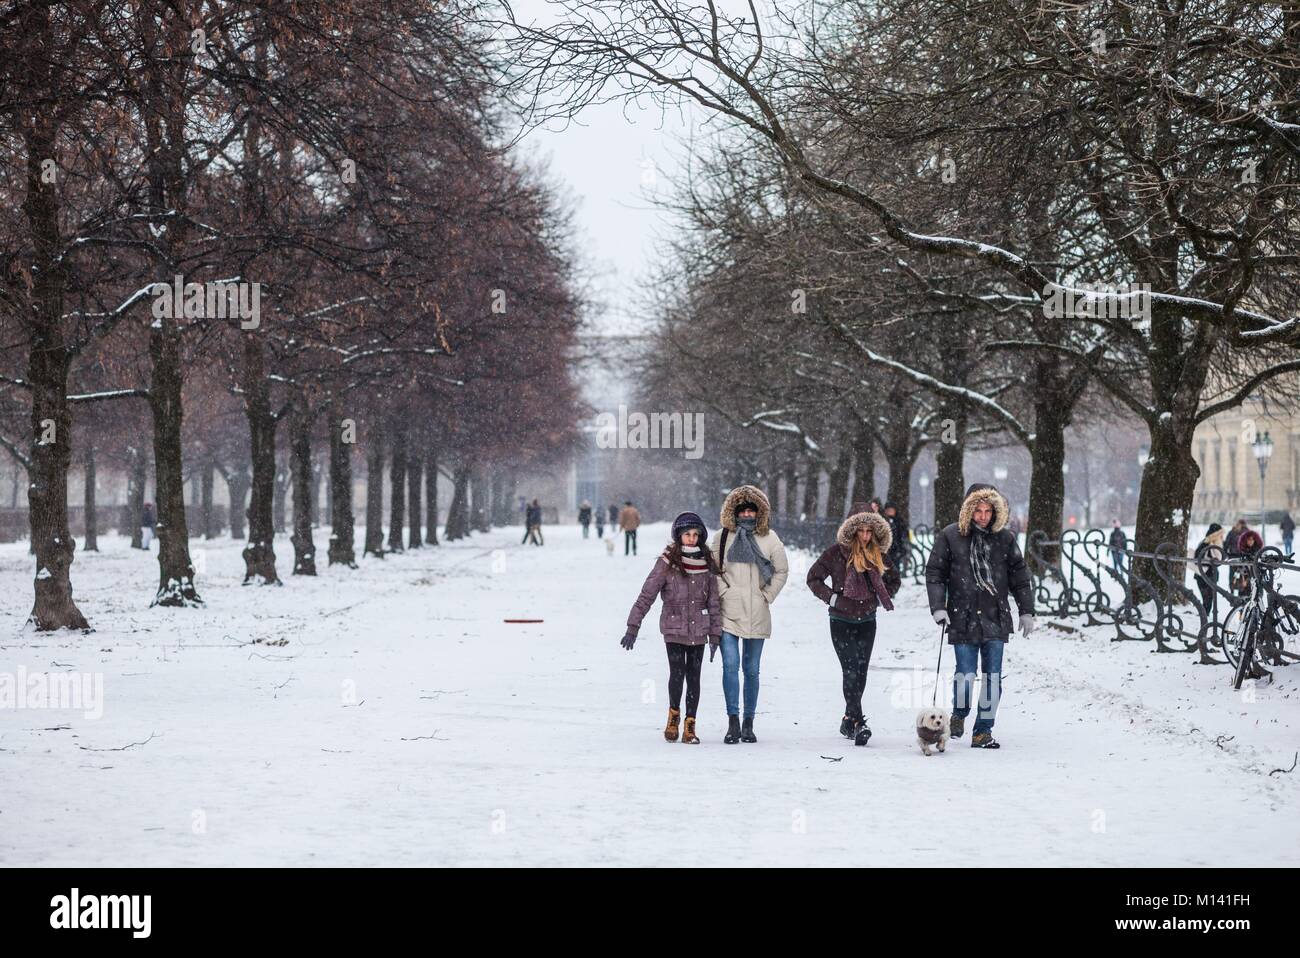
[932,622,946,707]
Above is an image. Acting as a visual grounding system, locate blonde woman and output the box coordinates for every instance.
[807,503,896,746]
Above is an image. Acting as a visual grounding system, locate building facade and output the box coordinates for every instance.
[1192,396,1299,526]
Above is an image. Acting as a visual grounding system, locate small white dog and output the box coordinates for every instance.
[604,538,615,556]
[915,708,950,756]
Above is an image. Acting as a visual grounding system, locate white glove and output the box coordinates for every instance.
[1020,614,1036,637]
[932,609,949,626]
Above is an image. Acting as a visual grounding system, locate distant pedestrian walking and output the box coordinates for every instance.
[1281,512,1295,556]
[578,500,592,539]
[523,499,544,546]
[140,501,156,551]
[1108,520,1128,576]
[595,506,605,538]
[619,501,640,555]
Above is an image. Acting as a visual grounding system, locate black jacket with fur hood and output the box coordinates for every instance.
[925,484,1034,644]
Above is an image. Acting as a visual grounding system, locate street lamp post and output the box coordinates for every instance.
[1253,430,1274,545]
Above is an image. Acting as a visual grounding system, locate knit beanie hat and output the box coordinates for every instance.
[671,511,707,541]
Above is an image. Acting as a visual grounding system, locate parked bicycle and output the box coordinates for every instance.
[1220,547,1300,689]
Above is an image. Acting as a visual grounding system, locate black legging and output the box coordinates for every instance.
[665,643,705,718]
[830,618,877,721]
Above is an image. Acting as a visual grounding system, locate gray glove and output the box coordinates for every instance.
[1019,614,1036,637]
[932,609,949,626]
[620,632,636,650]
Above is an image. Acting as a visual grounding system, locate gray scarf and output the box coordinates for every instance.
[727,517,774,586]
[970,522,997,595]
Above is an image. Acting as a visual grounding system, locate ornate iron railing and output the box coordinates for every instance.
[776,515,1298,676]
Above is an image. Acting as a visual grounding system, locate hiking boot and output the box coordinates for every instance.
[664,707,681,742]
[950,714,965,739]
[971,732,1000,749]
[740,717,757,743]
[682,716,700,745]
[853,719,872,747]
[724,715,741,744]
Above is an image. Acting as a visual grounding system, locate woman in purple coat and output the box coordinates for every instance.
[621,512,722,744]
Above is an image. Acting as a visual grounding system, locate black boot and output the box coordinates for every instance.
[724,715,741,744]
[853,718,872,747]
[740,717,757,743]
[839,714,854,738]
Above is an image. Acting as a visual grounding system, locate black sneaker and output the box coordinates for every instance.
[853,719,872,747]
[724,715,741,745]
[839,714,854,738]
[950,715,965,739]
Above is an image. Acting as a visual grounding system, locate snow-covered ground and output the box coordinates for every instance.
[1,521,1297,867]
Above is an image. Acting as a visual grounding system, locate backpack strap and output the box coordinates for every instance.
[717,528,729,574]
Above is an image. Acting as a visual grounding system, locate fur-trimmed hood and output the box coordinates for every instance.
[719,484,771,535]
[957,484,1009,536]
[836,509,893,554]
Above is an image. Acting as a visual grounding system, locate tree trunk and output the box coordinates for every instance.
[19,42,88,629]
[1026,396,1068,564]
[272,461,289,534]
[800,457,820,518]
[851,422,875,506]
[883,445,917,531]
[781,462,797,515]
[471,468,490,532]
[826,443,851,519]
[126,446,147,548]
[1133,412,1200,594]
[363,415,385,557]
[312,459,323,527]
[240,335,279,585]
[224,466,249,541]
[407,442,423,548]
[425,450,439,545]
[387,414,407,552]
[289,393,316,576]
[444,464,472,540]
[82,443,98,552]
[932,409,968,530]
[328,409,356,567]
[199,455,216,539]
[148,304,200,606]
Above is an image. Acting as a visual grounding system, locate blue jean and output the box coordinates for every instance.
[720,632,764,718]
[1110,549,1128,574]
[952,639,1005,735]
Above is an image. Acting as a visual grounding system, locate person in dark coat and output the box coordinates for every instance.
[608,503,620,527]
[807,503,899,747]
[621,512,721,745]
[1193,524,1226,616]
[523,499,544,546]
[578,500,592,539]
[926,483,1035,749]
[140,501,156,551]
[1281,512,1295,556]
[595,506,605,539]
[1108,519,1128,576]
[1225,518,1246,555]
[881,501,908,578]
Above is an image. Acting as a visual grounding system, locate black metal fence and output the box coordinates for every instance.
[775,515,1298,676]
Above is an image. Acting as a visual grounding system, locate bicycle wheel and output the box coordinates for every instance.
[1232,613,1259,690]
[1220,605,1245,667]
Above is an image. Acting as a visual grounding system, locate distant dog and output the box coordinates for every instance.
[604,538,615,556]
[916,708,950,756]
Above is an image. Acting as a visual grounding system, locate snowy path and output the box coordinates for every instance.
[1,523,1297,866]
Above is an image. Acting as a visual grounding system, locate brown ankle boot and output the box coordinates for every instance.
[682,716,700,744]
[664,707,681,742]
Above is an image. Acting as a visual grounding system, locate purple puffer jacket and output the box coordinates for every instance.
[626,554,722,646]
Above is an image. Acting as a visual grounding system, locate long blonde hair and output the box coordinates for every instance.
[848,530,885,574]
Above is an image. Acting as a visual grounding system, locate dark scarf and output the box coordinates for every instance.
[969,521,997,595]
[727,517,774,586]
